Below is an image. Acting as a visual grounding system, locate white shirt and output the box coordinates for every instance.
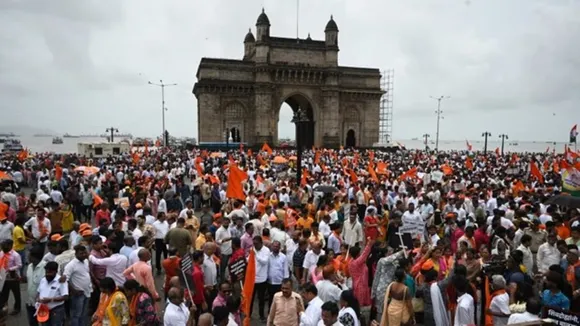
[163,302,190,326]
[300,296,323,326]
[89,253,128,287]
[268,252,289,285]
[507,311,540,324]
[63,258,93,297]
[215,226,233,255]
[489,292,510,326]
[37,277,69,309]
[202,254,217,286]
[130,228,143,244]
[517,244,534,276]
[152,220,169,239]
[316,279,343,303]
[27,261,47,305]
[303,250,325,272]
[0,221,14,242]
[537,242,561,273]
[24,217,52,243]
[270,228,289,249]
[319,221,331,238]
[454,293,475,326]
[255,246,271,283]
[157,199,167,214]
[342,219,363,246]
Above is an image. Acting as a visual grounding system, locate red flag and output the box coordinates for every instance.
[226,165,248,201]
[241,249,256,326]
[261,143,273,155]
[529,161,544,184]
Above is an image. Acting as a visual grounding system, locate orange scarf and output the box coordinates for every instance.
[566,261,580,290]
[38,217,48,239]
[0,251,10,270]
[129,294,139,326]
[92,291,115,326]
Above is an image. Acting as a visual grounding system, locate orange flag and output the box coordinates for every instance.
[368,163,379,183]
[55,164,63,182]
[261,143,273,155]
[226,165,248,201]
[441,164,453,176]
[241,249,256,326]
[398,167,418,181]
[91,190,103,208]
[466,157,474,170]
[195,162,204,177]
[529,161,544,184]
[369,150,375,162]
[17,149,27,162]
[132,152,140,165]
[348,169,359,183]
[376,162,389,175]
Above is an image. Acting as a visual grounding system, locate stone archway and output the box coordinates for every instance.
[346,129,356,147]
[277,93,315,149]
[223,102,244,142]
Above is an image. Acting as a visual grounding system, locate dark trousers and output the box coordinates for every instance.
[88,285,101,317]
[155,239,168,272]
[45,304,65,326]
[26,305,38,326]
[205,287,217,311]
[268,283,281,312]
[250,281,268,319]
[219,254,230,282]
[357,204,367,221]
[0,279,21,312]
[82,205,92,222]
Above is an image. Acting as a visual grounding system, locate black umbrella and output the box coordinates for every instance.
[314,185,339,194]
[546,195,580,209]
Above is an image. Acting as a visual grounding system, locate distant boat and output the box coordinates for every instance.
[509,142,519,146]
[52,137,63,144]
[2,139,23,153]
[33,133,54,137]
[411,137,419,141]
[100,133,133,139]
[0,132,17,137]
[63,133,80,138]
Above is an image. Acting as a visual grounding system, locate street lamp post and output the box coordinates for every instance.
[105,127,119,143]
[292,107,310,183]
[148,80,177,147]
[482,131,492,153]
[422,133,430,151]
[499,134,509,156]
[430,96,450,151]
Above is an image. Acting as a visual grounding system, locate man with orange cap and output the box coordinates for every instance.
[36,261,68,325]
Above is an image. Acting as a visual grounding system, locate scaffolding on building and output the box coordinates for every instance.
[378,69,394,145]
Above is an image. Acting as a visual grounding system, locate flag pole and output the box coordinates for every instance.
[296,0,300,39]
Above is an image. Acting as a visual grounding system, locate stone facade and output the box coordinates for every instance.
[193,10,383,147]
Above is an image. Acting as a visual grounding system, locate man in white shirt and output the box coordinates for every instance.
[0,215,14,242]
[267,241,288,308]
[252,236,271,322]
[302,243,325,284]
[342,211,363,247]
[319,301,342,326]
[537,233,561,274]
[60,245,92,326]
[488,275,511,326]
[37,261,68,323]
[507,297,541,324]
[517,234,534,276]
[454,276,475,326]
[88,243,128,287]
[215,217,232,282]
[25,207,52,252]
[300,283,323,326]
[401,203,422,239]
[152,212,169,275]
[164,287,195,326]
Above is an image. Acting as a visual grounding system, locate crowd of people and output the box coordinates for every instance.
[0,144,578,326]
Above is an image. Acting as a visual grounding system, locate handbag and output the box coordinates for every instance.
[412,297,424,313]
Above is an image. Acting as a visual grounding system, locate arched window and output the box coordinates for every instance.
[225,103,244,120]
[345,109,359,121]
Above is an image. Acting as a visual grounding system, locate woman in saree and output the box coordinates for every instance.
[411,247,448,281]
[381,267,414,326]
[92,277,130,326]
[124,279,160,326]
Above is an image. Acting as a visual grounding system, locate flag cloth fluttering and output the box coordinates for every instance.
[241,249,256,326]
[226,164,248,201]
[570,124,578,143]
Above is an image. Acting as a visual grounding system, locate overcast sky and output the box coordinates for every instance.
[1,0,579,142]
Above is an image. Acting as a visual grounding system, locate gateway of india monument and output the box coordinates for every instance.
[193,9,383,148]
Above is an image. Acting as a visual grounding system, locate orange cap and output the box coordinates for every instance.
[213,213,223,220]
[79,223,91,232]
[37,304,50,322]
[81,229,93,237]
[50,234,64,242]
[421,260,435,271]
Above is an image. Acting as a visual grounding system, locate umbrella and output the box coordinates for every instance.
[289,156,297,161]
[314,185,339,194]
[74,166,100,175]
[546,194,580,209]
[272,156,288,164]
[0,171,12,180]
[210,152,224,158]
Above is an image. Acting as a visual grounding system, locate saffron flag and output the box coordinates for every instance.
[261,143,273,155]
[398,167,418,181]
[55,164,63,182]
[241,249,256,326]
[376,162,389,175]
[570,124,578,143]
[91,190,104,208]
[465,157,474,170]
[226,165,248,201]
[368,163,379,183]
[529,161,544,184]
